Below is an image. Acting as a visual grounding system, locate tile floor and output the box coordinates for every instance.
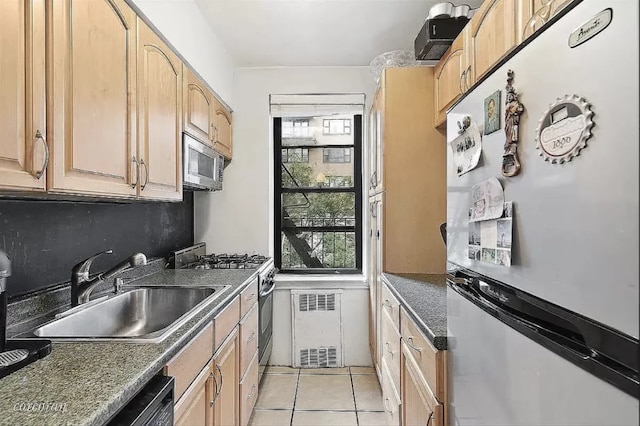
[249,366,386,426]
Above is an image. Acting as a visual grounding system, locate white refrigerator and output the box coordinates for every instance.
[446,0,639,424]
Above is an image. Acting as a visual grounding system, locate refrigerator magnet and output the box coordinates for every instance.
[535,95,594,164]
[502,70,524,177]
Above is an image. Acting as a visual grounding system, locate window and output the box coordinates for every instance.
[323,148,351,163]
[282,148,309,163]
[283,120,310,138]
[275,115,362,273]
[323,119,351,135]
[326,176,353,187]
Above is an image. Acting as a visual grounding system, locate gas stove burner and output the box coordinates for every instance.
[185,253,268,270]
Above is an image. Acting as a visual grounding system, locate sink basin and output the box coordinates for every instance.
[30,286,230,343]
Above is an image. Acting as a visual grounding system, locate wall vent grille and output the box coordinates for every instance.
[299,347,338,368]
[298,293,336,311]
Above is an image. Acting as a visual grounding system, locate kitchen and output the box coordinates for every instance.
[0,0,638,425]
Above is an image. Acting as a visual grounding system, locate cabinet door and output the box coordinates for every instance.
[402,343,443,426]
[136,19,183,201]
[213,99,232,160]
[212,327,239,426]
[433,28,467,127]
[368,199,379,367]
[175,360,215,426]
[374,194,384,370]
[0,0,46,192]
[183,65,215,145]
[370,87,384,194]
[468,0,518,84]
[48,0,137,197]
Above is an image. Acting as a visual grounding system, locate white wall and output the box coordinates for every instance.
[194,66,376,254]
[271,278,371,367]
[131,0,235,105]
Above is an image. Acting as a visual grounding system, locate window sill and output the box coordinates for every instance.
[274,273,366,290]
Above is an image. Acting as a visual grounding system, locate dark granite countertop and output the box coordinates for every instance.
[0,267,267,426]
[381,273,447,350]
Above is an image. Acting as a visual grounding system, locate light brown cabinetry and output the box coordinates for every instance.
[212,327,240,426]
[175,358,214,426]
[433,27,468,127]
[213,98,233,160]
[183,66,216,145]
[400,307,446,426]
[367,67,447,274]
[48,0,138,198]
[0,0,47,192]
[467,0,518,84]
[136,19,183,201]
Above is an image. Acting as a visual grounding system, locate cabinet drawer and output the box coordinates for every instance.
[239,351,259,426]
[239,302,259,377]
[380,309,401,393]
[240,278,258,319]
[381,359,401,426]
[381,282,400,330]
[400,308,444,401]
[163,322,213,400]
[214,296,240,350]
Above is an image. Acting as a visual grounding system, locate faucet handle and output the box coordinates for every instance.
[72,249,113,279]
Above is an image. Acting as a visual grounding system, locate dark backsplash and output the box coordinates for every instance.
[0,194,194,299]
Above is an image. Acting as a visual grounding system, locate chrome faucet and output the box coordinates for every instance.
[71,250,147,306]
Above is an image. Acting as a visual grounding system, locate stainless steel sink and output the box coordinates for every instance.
[29,286,230,343]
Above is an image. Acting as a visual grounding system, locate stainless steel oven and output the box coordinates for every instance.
[183,133,224,191]
[258,266,276,382]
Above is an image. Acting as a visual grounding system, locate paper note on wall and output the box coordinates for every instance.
[468,202,513,267]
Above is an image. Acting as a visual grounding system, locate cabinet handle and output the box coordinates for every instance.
[382,299,392,308]
[247,331,256,343]
[465,65,472,91]
[209,371,219,407]
[459,70,466,95]
[216,364,223,395]
[131,156,139,188]
[140,159,149,190]
[405,336,422,354]
[213,125,218,143]
[426,411,434,426]
[384,397,392,413]
[247,384,257,399]
[376,230,380,240]
[385,342,393,359]
[34,130,49,180]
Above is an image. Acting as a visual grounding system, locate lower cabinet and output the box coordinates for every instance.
[212,327,240,426]
[165,291,254,426]
[401,343,443,426]
[175,358,215,426]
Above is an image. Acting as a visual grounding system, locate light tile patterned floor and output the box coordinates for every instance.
[250,366,383,426]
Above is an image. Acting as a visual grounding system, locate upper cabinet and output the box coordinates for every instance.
[433,27,468,128]
[136,19,183,201]
[48,0,138,198]
[1,0,231,201]
[213,99,233,160]
[183,65,216,146]
[0,0,46,192]
[467,0,518,84]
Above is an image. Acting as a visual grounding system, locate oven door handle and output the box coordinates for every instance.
[259,281,276,297]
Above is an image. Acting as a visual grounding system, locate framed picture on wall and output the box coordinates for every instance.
[484,90,501,135]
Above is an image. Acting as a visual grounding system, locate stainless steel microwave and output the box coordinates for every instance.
[183,133,224,191]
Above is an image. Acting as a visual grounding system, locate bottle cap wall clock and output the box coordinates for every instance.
[535,95,594,164]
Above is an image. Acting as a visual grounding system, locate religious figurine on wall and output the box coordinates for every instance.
[502,70,525,177]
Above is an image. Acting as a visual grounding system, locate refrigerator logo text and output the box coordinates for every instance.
[569,8,612,48]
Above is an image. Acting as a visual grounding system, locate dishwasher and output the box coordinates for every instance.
[108,375,174,426]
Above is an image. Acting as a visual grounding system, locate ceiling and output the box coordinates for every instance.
[196,0,483,67]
